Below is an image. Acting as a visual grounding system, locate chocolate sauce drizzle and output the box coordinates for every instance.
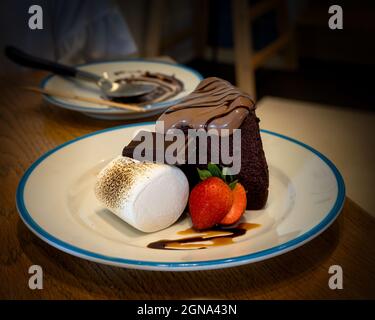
[111,71,184,105]
[147,222,260,250]
[158,77,256,132]
[204,106,251,130]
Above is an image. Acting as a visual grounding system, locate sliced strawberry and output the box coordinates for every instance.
[189,177,233,230]
[220,183,247,225]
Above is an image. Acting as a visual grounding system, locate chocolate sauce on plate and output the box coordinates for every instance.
[147,222,260,250]
[111,71,184,105]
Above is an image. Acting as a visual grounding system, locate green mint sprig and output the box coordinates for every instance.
[197,163,237,189]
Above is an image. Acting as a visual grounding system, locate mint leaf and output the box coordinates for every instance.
[208,163,223,179]
[197,168,212,180]
[229,180,238,190]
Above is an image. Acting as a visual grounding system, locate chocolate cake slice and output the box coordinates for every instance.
[123,77,268,210]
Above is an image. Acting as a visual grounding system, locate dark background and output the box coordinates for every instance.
[1,0,374,108]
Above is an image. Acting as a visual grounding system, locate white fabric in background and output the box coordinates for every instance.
[0,0,137,73]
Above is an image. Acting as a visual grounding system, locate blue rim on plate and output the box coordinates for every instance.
[40,59,204,114]
[16,122,346,270]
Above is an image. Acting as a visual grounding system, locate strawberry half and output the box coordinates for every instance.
[188,164,248,230]
[189,177,233,230]
[220,182,247,225]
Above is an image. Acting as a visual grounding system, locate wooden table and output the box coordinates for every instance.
[1,72,375,299]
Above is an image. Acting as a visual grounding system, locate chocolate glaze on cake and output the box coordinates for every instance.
[123,77,269,210]
[158,77,255,132]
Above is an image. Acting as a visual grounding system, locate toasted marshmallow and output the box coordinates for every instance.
[95,156,189,232]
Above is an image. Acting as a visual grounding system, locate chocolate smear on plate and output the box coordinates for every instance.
[147,222,260,250]
[110,71,184,105]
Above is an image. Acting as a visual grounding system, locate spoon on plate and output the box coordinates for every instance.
[5,46,156,98]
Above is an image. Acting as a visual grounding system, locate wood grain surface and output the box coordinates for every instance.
[0,72,374,299]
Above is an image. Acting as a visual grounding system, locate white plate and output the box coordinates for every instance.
[40,60,203,120]
[16,123,345,271]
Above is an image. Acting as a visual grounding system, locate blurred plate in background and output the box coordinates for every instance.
[40,59,203,120]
